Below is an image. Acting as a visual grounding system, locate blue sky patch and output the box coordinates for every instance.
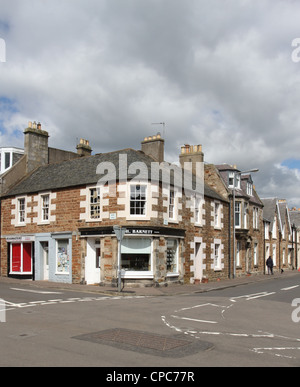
[281,159,300,170]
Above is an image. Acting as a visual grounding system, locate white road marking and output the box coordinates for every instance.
[171,315,218,324]
[3,294,149,312]
[10,288,62,295]
[281,285,299,291]
[230,292,276,302]
[246,292,276,300]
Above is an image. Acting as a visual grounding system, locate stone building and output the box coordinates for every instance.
[0,123,230,286]
[289,208,300,270]
[263,198,295,272]
[205,163,264,277]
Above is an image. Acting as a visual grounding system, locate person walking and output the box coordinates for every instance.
[266,256,274,275]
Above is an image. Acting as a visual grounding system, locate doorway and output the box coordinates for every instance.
[85,238,101,285]
[194,239,203,282]
[41,242,49,280]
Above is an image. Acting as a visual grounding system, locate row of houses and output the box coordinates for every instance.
[0,122,299,287]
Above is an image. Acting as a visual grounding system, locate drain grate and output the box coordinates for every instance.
[94,329,190,351]
[73,328,213,358]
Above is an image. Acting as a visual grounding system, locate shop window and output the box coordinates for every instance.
[56,239,70,274]
[10,243,32,274]
[166,239,178,273]
[121,238,151,272]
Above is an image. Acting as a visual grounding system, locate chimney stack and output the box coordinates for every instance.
[141,133,164,163]
[76,138,92,157]
[179,144,204,178]
[24,121,49,173]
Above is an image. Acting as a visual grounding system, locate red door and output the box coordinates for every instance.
[23,243,32,272]
[12,244,21,272]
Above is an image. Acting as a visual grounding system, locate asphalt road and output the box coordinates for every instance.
[0,274,299,368]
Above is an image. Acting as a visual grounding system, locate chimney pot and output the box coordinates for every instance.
[76,138,92,156]
[141,133,164,162]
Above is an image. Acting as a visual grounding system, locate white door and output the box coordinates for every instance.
[41,242,49,280]
[85,239,101,285]
[194,241,203,282]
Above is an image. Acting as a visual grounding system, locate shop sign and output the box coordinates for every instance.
[6,235,35,243]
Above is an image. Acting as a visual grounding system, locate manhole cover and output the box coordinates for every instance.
[73,328,213,358]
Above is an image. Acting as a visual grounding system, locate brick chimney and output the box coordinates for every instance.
[141,133,164,163]
[179,144,204,178]
[76,138,92,157]
[24,121,49,173]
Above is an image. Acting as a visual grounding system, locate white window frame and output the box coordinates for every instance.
[244,203,248,229]
[80,185,107,222]
[121,237,153,279]
[214,202,220,228]
[41,194,50,222]
[253,207,259,230]
[166,238,179,276]
[18,197,26,224]
[89,187,101,220]
[168,188,175,220]
[228,172,234,188]
[194,196,204,227]
[265,222,270,239]
[9,242,33,275]
[213,201,222,229]
[247,182,253,196]
[129,184,147,217]
[235,202,241,228]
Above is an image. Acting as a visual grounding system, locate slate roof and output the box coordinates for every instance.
[290,210,300,229]
[4,148,226,202]
[261,198,278,226]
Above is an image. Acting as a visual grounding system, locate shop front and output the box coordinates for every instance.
[80,226,185,286]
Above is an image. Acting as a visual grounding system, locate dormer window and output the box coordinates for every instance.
[228,171,240,189]
[247,181,253,196]
[228,172,234,188]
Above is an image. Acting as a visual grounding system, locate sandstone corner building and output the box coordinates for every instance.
[0,122,298,288]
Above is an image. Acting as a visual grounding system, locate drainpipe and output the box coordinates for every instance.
[228,197,231,279]
[279,232,281,272]
[0,198,1,277]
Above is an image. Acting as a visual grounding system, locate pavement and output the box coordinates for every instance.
[1,270,299,297]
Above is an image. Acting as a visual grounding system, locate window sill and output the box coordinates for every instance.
[121,271,153,279]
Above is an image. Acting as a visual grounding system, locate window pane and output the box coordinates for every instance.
[130,185,146,215]
[167,239,178,272]
[90,188,100,219]
[57,240,70,273]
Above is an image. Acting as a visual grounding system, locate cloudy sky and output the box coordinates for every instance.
[0,0,300,207]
